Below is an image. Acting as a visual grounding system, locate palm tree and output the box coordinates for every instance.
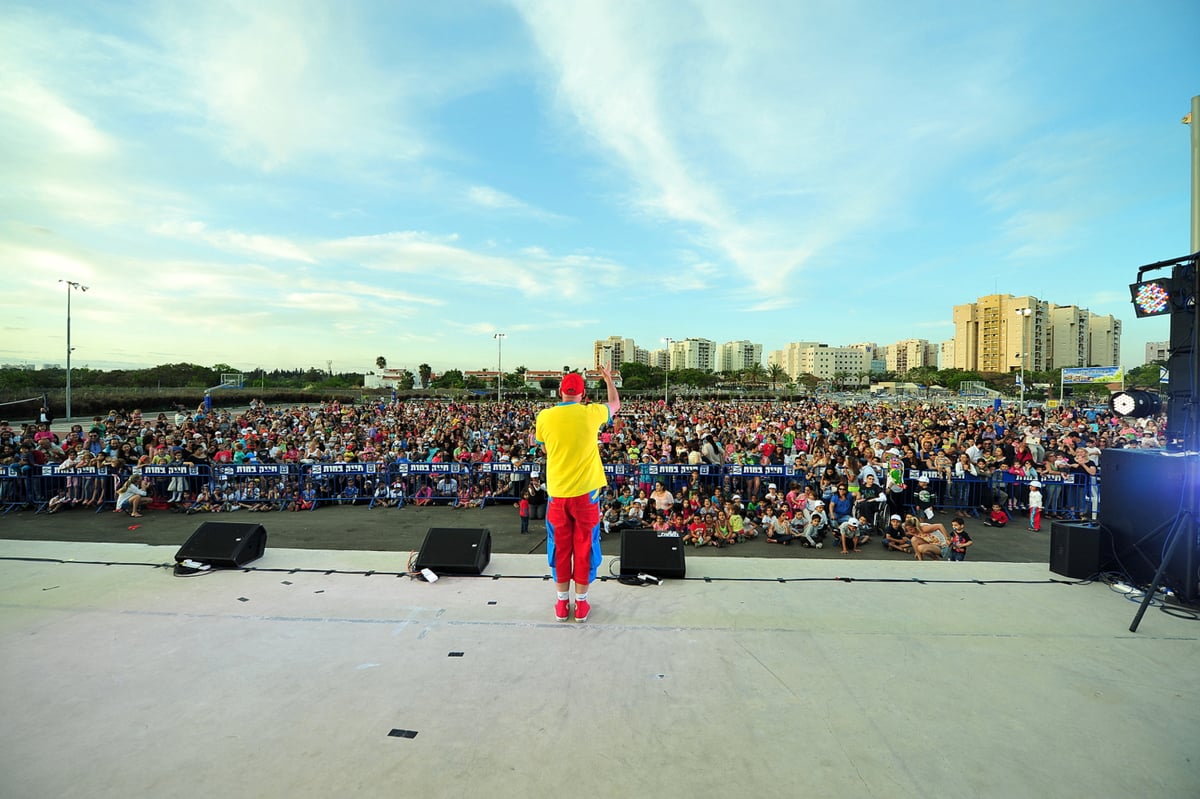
[418,363,432,389]
[375,356,387,370]
[767,363,788,390]
[742,362,767,389]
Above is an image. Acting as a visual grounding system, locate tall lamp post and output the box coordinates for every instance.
[1015,307,1032,414]
[58,279,88,420]
[493,332,506,403]
[662,337,674,403]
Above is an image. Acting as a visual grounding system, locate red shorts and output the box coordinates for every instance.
[546,490,603,585]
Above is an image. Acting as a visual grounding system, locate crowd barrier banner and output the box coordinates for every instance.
[11,460,1100,522]
[471,461,535,504]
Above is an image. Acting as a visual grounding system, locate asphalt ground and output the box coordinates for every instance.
[0,500,1053,565]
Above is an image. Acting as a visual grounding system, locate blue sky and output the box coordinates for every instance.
[2,0,1196,375]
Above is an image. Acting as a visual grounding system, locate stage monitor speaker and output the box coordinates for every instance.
[620,528,686,579]
[1098,448,1199,604]
[1049,521,1101,579]
[176,522,267,568]
[414,528,491,575]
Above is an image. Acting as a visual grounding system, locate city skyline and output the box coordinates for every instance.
[2,2,1193,374]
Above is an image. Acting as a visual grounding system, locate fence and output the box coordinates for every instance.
[0,461,1098,521]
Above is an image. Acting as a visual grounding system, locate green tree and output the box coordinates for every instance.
[767,364,788,390]
[431,369,463,388]
[741,362,767,388]
[1123,361,1165,389]
[397,369,415,390]
[418,363,432,389]
[376,356,387,370]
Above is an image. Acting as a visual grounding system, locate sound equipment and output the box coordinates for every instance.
[175,522,267,568]
[1099,448,1199,604]
[619,528,686,579]
[1163,257,1196,449]
[414,528,491,575]
[1049,521,1101,579]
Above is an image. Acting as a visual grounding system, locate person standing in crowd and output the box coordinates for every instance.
[527,477,548,520]
[535,367,620,623]
[948,517,973,561]
[1028,480,1044,532]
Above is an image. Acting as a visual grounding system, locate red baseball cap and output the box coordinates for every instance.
[560,373,586,396]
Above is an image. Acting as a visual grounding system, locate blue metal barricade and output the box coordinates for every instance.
[473,462,533,506]
[387,462,468,507]
[307,463,381,508]
[140,464,210,509]
[212,464,294,511]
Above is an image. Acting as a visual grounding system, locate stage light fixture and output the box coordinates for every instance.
[1129,278,1174,318]
[1108,389,1162,418]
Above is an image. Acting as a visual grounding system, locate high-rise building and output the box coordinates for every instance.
[668,338,717,371]
[1047,305,1089,370]
[1088,315,1121,367]
[885,339,938,373]
[1145,341,1169,363]
[953,294,1049,373]
[593,336,639,369]
[939,340,955,369]
[716,340,763,373]
[953,294,1121,372]
[769,341,866,382]
[768,341,821,381]
[847,342,887,374]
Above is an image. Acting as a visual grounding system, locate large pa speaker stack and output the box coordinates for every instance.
[1098,448,1199,604]
[414,528,492,575]
[619,528,686,579]
[176,522,268,568]
[1164,257,1196,449]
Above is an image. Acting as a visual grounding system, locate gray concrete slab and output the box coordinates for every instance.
[1,540,1197,799]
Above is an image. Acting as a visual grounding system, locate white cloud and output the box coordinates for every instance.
[514,0,1030,294]
[153,220,316,263]
[141,1,426,171]
[320,230,630,300]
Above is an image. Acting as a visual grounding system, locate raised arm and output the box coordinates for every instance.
[599,364,621,418]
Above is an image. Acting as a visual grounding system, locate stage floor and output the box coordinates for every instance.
[1,540,1197,799]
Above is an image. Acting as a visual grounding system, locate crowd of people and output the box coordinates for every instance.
[1,395,1164,559]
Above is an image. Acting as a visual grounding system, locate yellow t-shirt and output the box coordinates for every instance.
[535,402,611,498]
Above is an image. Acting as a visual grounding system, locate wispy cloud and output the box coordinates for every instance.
[514,0,1029,295]
[321,230,630,300]
[148,1,426,171]
[466,185,566,221]
[153,220,316,263]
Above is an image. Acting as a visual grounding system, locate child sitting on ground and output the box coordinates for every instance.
[983,503,1009,527]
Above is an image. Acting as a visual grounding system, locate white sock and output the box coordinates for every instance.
[575,592,588,602]
[557,591,569,601]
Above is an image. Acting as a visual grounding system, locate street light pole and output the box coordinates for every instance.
[662,337,674,403]
[1015,307,1032,414]
[58,279,88,420]
[493,332,506,403]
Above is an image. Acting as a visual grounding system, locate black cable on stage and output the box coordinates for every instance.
[0,554,1174,592]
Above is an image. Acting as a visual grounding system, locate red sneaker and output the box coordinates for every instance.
[574,599,590,623]
[555,599,569,622]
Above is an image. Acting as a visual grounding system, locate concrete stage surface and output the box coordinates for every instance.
[1,540,1196,799]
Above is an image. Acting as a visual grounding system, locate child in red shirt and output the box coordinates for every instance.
[982,503,1009,528]
[517,494,530,534]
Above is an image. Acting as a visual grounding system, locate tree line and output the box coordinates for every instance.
[1,357,1166,402]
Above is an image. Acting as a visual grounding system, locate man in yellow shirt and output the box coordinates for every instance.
[535,366,620,622]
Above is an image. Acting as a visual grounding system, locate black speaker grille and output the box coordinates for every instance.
[415,528,492,575]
